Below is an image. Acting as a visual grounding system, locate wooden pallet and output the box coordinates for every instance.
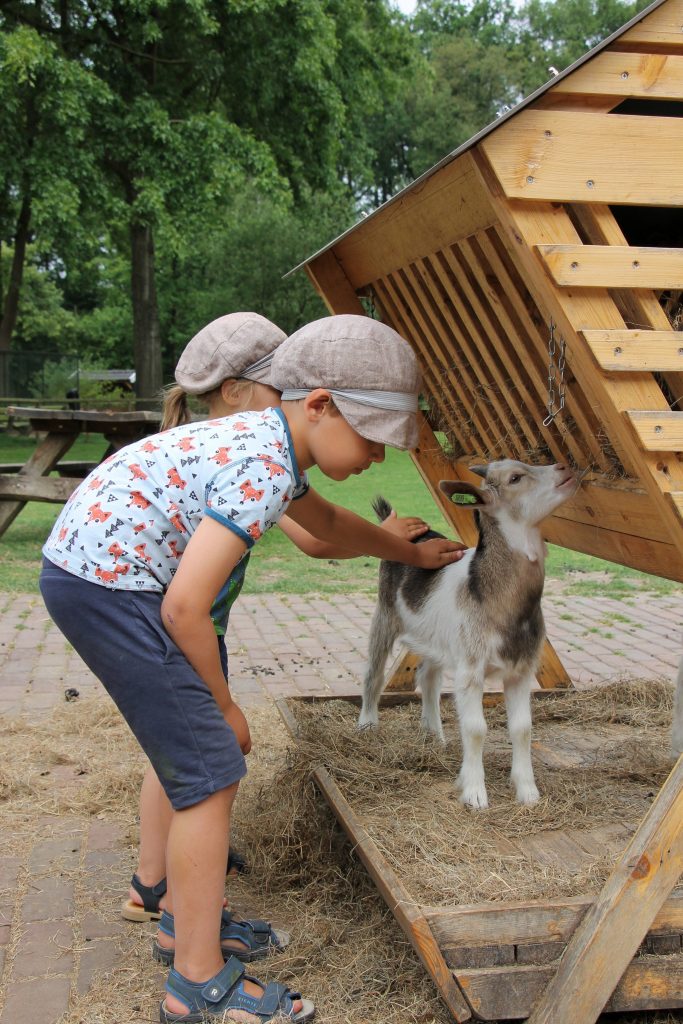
[278,695,683,1022]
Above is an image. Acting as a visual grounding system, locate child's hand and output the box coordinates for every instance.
[414,538,467,569]
[380,509,429,542]
[223,700,252,755]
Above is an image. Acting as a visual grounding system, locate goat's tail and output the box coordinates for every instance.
[371,495,393,523]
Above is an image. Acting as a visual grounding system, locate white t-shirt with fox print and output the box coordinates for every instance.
[43,407,308,591]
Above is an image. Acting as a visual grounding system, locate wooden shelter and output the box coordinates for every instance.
[290,1,683,1019]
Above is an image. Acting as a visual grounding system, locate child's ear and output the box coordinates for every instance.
[304,389,333,421]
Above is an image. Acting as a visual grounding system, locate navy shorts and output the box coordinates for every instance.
[39,559,246,810]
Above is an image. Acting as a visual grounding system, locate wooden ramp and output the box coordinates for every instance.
[277,695,683,1022]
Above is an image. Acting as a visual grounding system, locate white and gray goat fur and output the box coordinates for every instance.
[359,459,577,809]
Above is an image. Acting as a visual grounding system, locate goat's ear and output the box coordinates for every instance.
[438,479,489,508]
[469,464,488,479]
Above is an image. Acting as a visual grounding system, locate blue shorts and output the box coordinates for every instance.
[39,559,246,810]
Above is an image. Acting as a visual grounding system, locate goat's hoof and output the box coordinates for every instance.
[516,785,540,806]
[357,716,379,732]
[458,787,488,810]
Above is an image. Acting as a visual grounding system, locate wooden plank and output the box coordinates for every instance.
[481,110,683,205]
[583,329,683,371]
[527,754,683,1024]
[385,651,421,692]
[551,478,661,542]
[472,149,683,560]
[626,409,683,450]
[304,253,366,315]
[617,0,683,51]
[328,152,496,290]
[425,891,683,950]
[276,699,474,1023]
[0,474,80,503]
[538,244,683,290]
[552,50,683,99]
[569,203,683,409]
[0,431,76,538]
[458,957,683,1020]
[543,513,683,581]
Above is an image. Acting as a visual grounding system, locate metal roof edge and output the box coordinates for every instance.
[285,0,668,280]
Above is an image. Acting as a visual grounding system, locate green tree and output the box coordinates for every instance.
[0,23,105,384]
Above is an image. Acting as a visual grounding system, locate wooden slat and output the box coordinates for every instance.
[583,329,683,370]
[476,227,611,472]
[473,149,683,557]
[544,513,683,581]
[457,957,683,1020]
[426,891,683,952]
[538,244,683,290]
[0,431,75,537]
[385,651,421,692]
[331,152,496,289]
[552,50,683,98]
[0,474,80,503]
[305,251,366,315]
[276,699,474,1023]
[527,754,683,1024]
[626,409,683,450]
[617,0,683,51]
[481,110,683,205]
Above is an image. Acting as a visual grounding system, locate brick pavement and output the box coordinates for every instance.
[0,584,681,1019]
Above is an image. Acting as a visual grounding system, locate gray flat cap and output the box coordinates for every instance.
[271,314,421,450]
[175,312,286,394]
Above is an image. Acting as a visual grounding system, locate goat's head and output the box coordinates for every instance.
[439,459,577,527]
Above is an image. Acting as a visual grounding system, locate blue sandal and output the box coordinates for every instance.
[160,955,315,1023]
[121,874,167,923]
[153,908,289,966]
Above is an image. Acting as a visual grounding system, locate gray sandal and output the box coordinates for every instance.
[153,908,289,966]
[160,955,314,1023]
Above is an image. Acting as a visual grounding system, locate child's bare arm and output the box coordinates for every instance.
[161,518,251,752]
[286,488,465,569]
[278,511,428,558]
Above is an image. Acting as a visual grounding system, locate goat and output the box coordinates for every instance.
[359,460,577,809]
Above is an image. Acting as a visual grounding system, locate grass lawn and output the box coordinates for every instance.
[1,433,681,598]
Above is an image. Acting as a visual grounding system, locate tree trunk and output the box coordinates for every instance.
[130,219,163,407]
[0,194,32,397]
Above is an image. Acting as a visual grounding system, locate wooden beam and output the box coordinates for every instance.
[617,0,683,51]
[626,409,683,450]
[551,50,683,99]
[583,329,683,371]
[0,431,76,537]
[304,252,365,315]
[481,110,683,205]
[276,699,474,1023]
[526,754,683,1024]
[0,474,80,503]
[537,244,683,291]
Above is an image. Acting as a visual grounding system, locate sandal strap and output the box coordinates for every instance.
[257,980,299,1016]
[199,956,245,1004]
[130,873,167,913]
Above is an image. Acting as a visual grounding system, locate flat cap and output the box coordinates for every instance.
[175,312,286,394]
[271,314,421,450]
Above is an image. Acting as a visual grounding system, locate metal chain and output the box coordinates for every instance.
[543,319,567,426]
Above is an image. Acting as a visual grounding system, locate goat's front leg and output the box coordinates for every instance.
[453,671,488,809]
[504,673,539,805]
[358,605,398,730]
[672,653,683,758]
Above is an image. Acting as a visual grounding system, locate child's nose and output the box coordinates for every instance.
[371,444,385,464]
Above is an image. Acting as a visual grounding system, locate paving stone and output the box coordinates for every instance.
[29,837,81,874]
[76,936,120,996]
[12,920,74,978]
[0,975,71,1024]
[21,877,75,923]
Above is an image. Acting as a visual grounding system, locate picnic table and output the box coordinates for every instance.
[0,406,162,539]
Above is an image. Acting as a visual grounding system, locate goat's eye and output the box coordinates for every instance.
[509,474,522,484]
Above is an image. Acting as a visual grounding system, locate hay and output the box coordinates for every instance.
[0,687,680,1023]
[281,681,677,907]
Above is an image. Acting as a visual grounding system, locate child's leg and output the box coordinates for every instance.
[128,764,173,909]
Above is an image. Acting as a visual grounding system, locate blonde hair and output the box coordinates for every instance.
[160,379,259,431]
